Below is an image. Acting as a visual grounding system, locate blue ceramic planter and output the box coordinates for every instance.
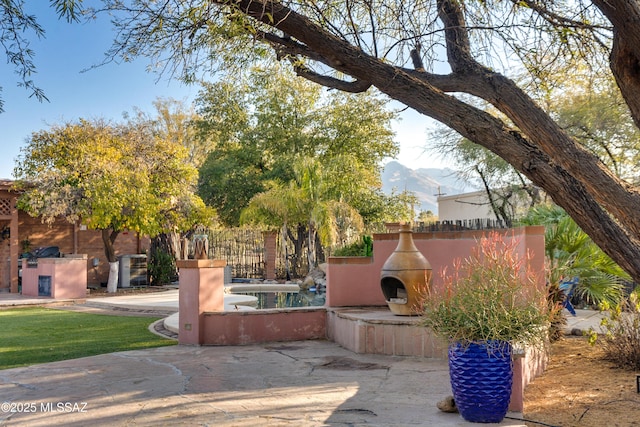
[448,341,513,423]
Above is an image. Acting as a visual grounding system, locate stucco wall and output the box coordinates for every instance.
[326,226,546,308]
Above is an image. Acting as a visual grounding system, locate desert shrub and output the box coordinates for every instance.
[421,232,554,348]
[591,294,640,370]
[148,248,177,285]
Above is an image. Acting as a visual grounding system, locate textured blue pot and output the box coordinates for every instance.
[448,341,513,423]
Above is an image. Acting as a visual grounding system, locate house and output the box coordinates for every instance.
[0,180,149,293]
[437,190,496,222]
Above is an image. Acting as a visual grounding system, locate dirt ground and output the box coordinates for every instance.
[523,336,640,427]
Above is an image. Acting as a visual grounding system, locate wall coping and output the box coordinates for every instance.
[203,306,326,316]
[176,259,227,269]
[328,256,373,265]
[37,256,87,264]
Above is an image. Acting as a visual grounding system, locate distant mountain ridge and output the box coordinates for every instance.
[381,161,475,214]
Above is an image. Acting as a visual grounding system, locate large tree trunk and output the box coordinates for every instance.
[101,228,120,293]
[307,222,317,270]
[224,0,640,283]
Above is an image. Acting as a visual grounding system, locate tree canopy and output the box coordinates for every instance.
[13,117,212,288]
[88,0,638,283]
[195,67,401,226]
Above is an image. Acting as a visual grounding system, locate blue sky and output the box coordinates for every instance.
[0,4,445,180]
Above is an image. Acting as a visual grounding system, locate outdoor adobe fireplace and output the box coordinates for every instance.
[380,224,432,316]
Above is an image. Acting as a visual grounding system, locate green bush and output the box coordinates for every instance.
[148,248,177,285]
[333,235,373,256]
[421,232,554,348]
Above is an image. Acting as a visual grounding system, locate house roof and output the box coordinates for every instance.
[0,180,15,190]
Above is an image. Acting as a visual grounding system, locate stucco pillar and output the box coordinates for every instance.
[263,230,277,280]
[10,195,18,293]
[177,259,226,345]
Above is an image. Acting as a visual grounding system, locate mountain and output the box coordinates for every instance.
[381,161,475,214]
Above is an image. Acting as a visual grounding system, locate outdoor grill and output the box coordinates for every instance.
[380,224,432,316]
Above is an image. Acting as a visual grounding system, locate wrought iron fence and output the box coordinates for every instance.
[413,218,508,232]
[207,228,265,279]
[207,227,311,280]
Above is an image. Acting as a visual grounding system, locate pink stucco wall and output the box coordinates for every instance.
[177,259,326,346]
[324,225,547,413]
[201,308,327,345]
[177,259,226,345]
[326,226,546,307]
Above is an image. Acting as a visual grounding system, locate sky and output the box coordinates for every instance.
[0,4,448,180]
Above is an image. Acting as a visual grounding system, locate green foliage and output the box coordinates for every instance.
[0,307,175,370]
[333,241,365,256]
[134,97,215,169]
[522,204,628,307]
[421,232,553,347]
[334,235,373,257]
[14,118,213,237]
[363,235,373,256]
[588,295,640,370]
[195,66,400,227]
[550,73,640,183]
[148,248,177,285]
[241,156,366,268]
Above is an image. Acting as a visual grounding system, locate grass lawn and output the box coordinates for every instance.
[0,307,177,370]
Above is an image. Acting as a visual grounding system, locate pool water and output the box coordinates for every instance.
[241,290,325,309]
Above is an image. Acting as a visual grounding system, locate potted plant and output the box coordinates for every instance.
[421,232,553,423]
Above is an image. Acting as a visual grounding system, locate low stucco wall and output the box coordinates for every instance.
[21,256,88,299]
[201,308,327,345]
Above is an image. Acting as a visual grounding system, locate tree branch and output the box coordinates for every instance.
[436,0,477,73]
[258,30,371,92]
[291,61,371,92]
[592,0,640,127]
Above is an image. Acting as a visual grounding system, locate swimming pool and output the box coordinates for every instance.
[234,289,325,309]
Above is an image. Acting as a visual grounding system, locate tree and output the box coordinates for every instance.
[434,71,638,226]
[13,118,212,291]
[417,210,437,224]
[131,97,216,169]
[551,74,640,184]
[12,1,640,283]
[195,67,400,226]
[127,97,217,263]
[433,133,543,226]
[242,156,365,271]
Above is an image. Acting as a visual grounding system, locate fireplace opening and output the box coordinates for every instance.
[381,276,408,304]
